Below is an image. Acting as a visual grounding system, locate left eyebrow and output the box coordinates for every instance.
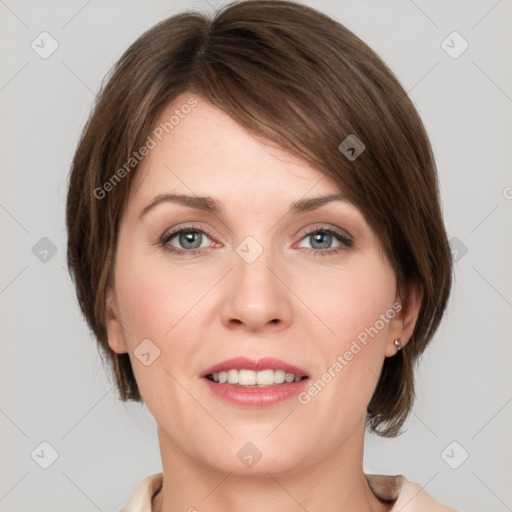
[138,192,350,219]
[287,193,350,215]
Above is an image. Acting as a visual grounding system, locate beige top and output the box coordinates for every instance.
[121,473,458,511]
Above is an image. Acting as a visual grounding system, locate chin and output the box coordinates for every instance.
[212,454,305,477]
[198,436,311,477]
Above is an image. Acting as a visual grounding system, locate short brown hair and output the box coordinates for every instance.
[66,0,452,437]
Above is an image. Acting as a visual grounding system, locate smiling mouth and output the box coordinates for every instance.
[205,369,308,387]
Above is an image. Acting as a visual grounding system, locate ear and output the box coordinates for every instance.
[384,282,423,357]
[105,287,128,354]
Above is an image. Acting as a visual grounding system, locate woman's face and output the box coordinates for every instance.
[106,93,410,475]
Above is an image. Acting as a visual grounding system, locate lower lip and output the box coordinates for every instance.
[202,377,309,407]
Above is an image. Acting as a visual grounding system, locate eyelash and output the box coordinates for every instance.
[160,223,353,257]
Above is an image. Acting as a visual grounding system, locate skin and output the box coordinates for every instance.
[105,92,421,512]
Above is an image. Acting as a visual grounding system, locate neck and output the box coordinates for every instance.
[152,423,392,512]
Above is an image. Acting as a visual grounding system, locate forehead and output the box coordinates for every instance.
[129,93,343,206]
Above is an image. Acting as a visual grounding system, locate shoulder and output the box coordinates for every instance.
[366,473,458,511]
[120,473,163,512]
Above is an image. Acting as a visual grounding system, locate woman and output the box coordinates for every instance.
[66,1,455,510]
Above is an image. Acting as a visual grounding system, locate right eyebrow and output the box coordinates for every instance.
[139,193,223,219]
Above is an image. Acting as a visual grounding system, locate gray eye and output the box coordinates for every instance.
[309,231,333,249]
[178,230,203,249]
[164,229,213,251]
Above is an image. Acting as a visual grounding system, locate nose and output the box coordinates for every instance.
[220,242,294,332]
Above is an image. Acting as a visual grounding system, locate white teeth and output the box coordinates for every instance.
[274,370,286,384]
[209,369,304,386]
[239,369,256,385]
[258,369,278,385]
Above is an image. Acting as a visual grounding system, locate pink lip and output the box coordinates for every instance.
[200,357,310,408]
[200,356,309,378]
[202,378,309,407]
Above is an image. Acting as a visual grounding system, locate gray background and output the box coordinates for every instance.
[1,0,511,510]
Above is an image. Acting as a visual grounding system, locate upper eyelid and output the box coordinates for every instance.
[162,223,215,241]
[300,224,352,238]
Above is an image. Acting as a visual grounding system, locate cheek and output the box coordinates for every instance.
[113,262,203,415]
[296,253,397,405]
[116,274,170,344]
[113,245,217,385]
[114,237,208,343]
[298,254,397,344]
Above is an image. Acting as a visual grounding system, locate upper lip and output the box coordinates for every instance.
[200,357,309,378]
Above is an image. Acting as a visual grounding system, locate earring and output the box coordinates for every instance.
[394,339,402,350]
